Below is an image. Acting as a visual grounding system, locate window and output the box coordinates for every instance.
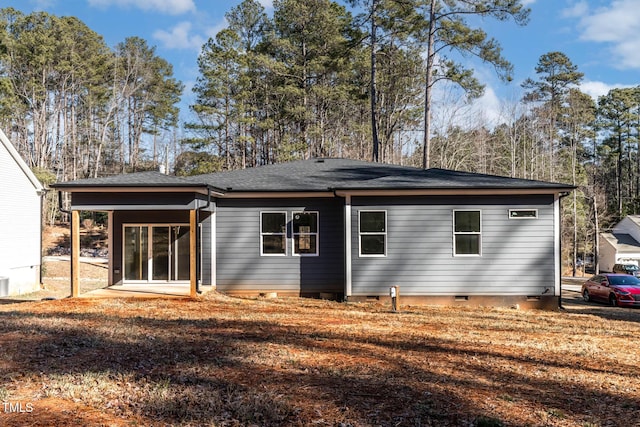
[509,209,538,219]
[453,210,481,256]
[293,212,318,255]
[261,212,287,255]
[359,211,386,256]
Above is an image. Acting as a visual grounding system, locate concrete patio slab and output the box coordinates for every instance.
[79,284,214,299]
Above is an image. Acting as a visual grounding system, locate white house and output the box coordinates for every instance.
[0,128,44,296]
[600,215,640,272]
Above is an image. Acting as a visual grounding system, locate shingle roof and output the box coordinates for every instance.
[601,233,640,253]
[52,171,206,188]
[189,158,574,192]
[54,158,575,193]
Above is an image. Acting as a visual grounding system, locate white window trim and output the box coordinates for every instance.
[260,211,287,256]
[359,210,387,257]
[292,211,319,256]
[453,209,482,257]
[508,209,538,219]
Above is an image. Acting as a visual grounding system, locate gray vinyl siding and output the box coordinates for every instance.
[200,210,213,286]
[351,195,556,296]
[216,198,344,294]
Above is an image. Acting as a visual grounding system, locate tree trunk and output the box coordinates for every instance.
[593,196,600,274]
[370,0,379,162]
[422,0,436,169]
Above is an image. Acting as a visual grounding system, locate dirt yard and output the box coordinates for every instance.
[1,226,637,426]
[1,290,639,426]
[14,225,109,300]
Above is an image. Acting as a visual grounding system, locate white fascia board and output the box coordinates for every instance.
[220,191,336,198]
[59,186,219,196]
[335,188,568,197]
[0,128,44,192]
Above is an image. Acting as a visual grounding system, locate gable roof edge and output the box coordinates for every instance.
[0,128,44,193]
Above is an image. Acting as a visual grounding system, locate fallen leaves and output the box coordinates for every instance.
[0,294,639,426]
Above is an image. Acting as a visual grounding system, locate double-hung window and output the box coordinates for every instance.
[293,212,318,255]
[261,212,287,255]
[453,210,481,256]
[359,210,386,256]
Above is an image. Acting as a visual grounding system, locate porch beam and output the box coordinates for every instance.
[71,210,80,297]
[190,209,197,298]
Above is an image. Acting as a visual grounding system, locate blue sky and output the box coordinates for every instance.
[4,0,640,127]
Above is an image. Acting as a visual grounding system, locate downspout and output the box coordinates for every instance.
[38,188,47,286]
[558,191,571,310]
[195,186,212,294]
[57,190,71,216]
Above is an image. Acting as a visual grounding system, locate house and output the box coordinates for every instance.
[52,158,574,308]
[600,215,640,271]
[0,128,44,296]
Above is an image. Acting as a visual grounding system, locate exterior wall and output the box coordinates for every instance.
[599,239,617,272]
[216,198,344,296]
[0,138,41,296]
[350,195,556,297]
[607,218,640,269]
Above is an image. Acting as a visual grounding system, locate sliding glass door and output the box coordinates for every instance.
[124,225,190,282]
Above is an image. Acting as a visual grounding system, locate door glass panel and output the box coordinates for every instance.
[124,226,148,281]
[174,226,190,280]
[152,227,169,281]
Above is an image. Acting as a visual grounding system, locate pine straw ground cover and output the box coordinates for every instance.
[0,294,639,427]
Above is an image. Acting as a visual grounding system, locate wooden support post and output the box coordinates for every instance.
[71,210,80,297]
[190,209,197,298]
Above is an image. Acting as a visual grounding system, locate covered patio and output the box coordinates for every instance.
[52,172,219,299]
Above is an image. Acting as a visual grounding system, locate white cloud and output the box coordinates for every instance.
[579,80,631,100]
[561,1,589,19]
[573,0,640,69]
[429,81,504,131]
[469,87,502,127]
[258,0,273,9]
[153,21,205,50]
[88,0,196,15]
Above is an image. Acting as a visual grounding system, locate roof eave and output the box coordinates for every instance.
[51,183,226,197]
[218,186,573,198]
[333,187,574,196]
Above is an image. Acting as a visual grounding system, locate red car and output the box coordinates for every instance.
[582,274,640,307]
